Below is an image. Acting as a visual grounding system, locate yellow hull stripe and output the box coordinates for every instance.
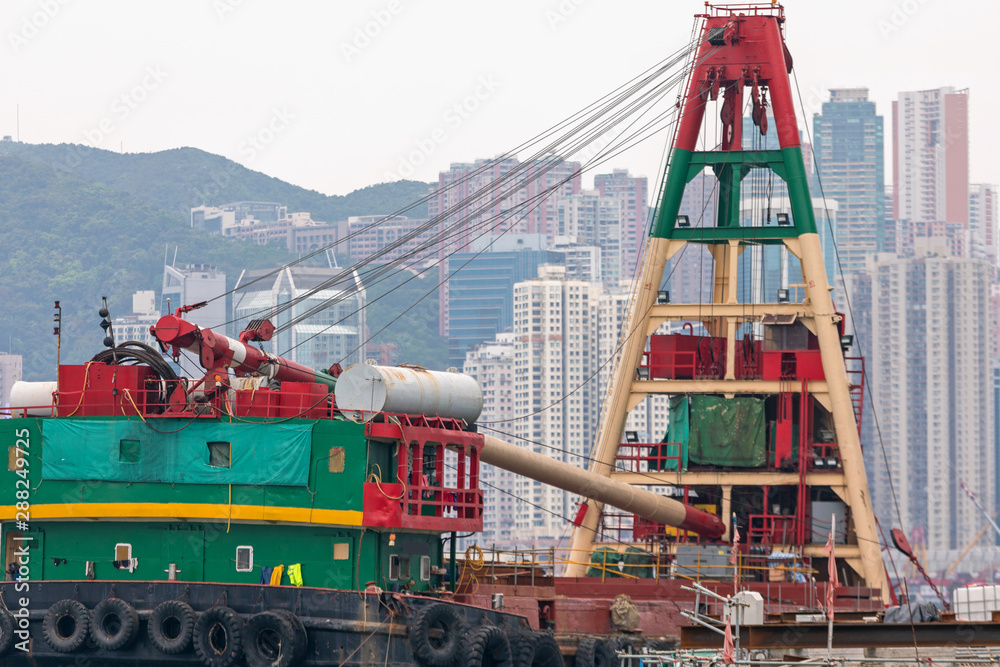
[0,503,363,526]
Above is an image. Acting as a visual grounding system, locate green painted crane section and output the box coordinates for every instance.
[649,147,817,242]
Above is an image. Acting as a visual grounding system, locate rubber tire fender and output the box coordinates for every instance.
[242,611,299,667]
[42,599,90,653]
[607,637,639,667]
[409,603,463,667]
[467,625,513,667]
[148,600,196,655]
[530,633,563,667]
[0,609,14,655]
[508,631,537,667]
[274,609,308,663]
[90,598,139,651]
[193,606,244,667]
[574,637,615,667]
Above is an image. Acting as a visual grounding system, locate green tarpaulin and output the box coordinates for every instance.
[621,546,655,579]
[42,419,313,486]
[586,546,622,578]
[656,395,690,471]
[687,395,766,467]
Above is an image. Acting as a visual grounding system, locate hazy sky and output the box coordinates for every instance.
[4,0,996,198]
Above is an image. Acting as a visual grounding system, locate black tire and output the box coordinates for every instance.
[509,631,537,667]
[0,609,14,655]
[607,637,638,667]
[149,600,196,655]
[193,606,243,667]
[90,598,139,651]
[243,611,298,667]
[531,633,563,667]
[409,603,463,667]
[274,609,308,663]
[42,599,90,653]
[575,637,614,667]
[467,625,512,667]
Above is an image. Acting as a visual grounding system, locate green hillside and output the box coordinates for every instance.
[0,142,430,223]
[0,144,445,382]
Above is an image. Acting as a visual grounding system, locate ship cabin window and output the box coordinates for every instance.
[389,554,399,580]
[388,554,411,581]
[333,542,350,560]
[236,546,253,572]
[420,555,431,581]
[119,439,140,463]
[115,543,132,561]
[328,447,345,473]
[208,441,231,468]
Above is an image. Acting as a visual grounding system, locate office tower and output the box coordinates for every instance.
[813,88,885,275]
[232,267,366,369]
[162,264,227,333]
[446,237,564,368]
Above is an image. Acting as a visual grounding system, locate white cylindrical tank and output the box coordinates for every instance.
[335,364,483,423]
[9,381,57,416]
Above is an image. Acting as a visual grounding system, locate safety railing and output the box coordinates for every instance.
[452,544,816,589]
[614,443,684,473]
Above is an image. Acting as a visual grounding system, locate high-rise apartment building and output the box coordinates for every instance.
[464,271,674,548]
[556,190,622,284]
[969,184,997,266]
[428,156,583,245]
[892,87,969,227]
[866,238,992,551]
[346,216,436,267]
[508,265,602,548]
[463,333,518,547]
[813,88,885,275]
[430,156,583,334]
[594,169,649,280]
